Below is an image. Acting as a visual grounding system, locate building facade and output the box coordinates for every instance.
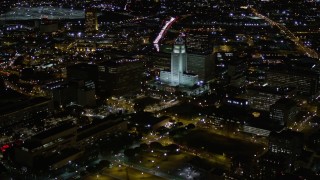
[266,69,319,96]
[50,80,96,107]
[98,58,145,97]
[239,86,296,111]
[268,130,304,156]
[269,98,298,126]
[0,97,53,128]
[160,37,198,86]
[85,8,98,34]
[186,31,212,54]
[187,53,214,82]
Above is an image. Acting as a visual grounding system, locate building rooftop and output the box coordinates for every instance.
[48,148,82,165]
[77,115,125,141]
[0,89,26,104]
[247,86,296,95]
[273,98,296,107]
[175,36,185,45]
[0,96,51,115]
[21,140,42,151]
[32,122,76,141]
[269,129,304,140]
[129,112,170,126]
[99,58,142,67]
[246,118,284,132]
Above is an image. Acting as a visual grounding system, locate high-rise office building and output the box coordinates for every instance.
[67,64,99,83]
[268,129,304,156]
[266,69,319,96]
[50,80,96,107]
[187,53,214,82]
[227,59,246,87]
[257,129,304,179]
[160,37,198,86]
[98,58,145,97]
[67,63,99,94]
[214,52,234,84]
[269,98,298,126]
[85,8,98,34]
[186,31,212,54]
[240,86,296,111]
[168,31,215,82]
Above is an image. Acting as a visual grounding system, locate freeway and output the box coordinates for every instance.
[4,80,46,97]
[4,80,31,96]
[153,17,177,52]
[251,7,319,59]
[153,17,177,44]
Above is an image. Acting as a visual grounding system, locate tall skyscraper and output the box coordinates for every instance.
[160,37,198,86]
[185,31,214,82]
[171,36,187,85]
[85,8,98,34]
[187,54,214,82]
[98,59,144,97]
[186,31,212,54]
[66,63,99,93]
[269,98,298,126]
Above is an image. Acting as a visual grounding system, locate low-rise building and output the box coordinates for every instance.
[15,122,77,168]
[0,92,53,127]
[240,86,296,111]
[268,129,304,157]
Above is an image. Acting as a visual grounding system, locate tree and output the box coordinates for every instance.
[97,160,110,170]
[133,103,146,112]
[134,147,142,154]
[165,144,179,153]
[140,143,149,151]
[124,148,136,158]
[150,141,163,150]
[186,123,196,130]
[176,122,183,127]
[86,166,96,173]
[14,56,24,66]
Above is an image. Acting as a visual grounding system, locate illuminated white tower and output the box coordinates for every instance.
[160,36,198,87]
[171,37,187,85]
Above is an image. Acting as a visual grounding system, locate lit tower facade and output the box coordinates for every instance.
[85,8,98,34]
[160,37,198,86]
[171,37,187,85]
